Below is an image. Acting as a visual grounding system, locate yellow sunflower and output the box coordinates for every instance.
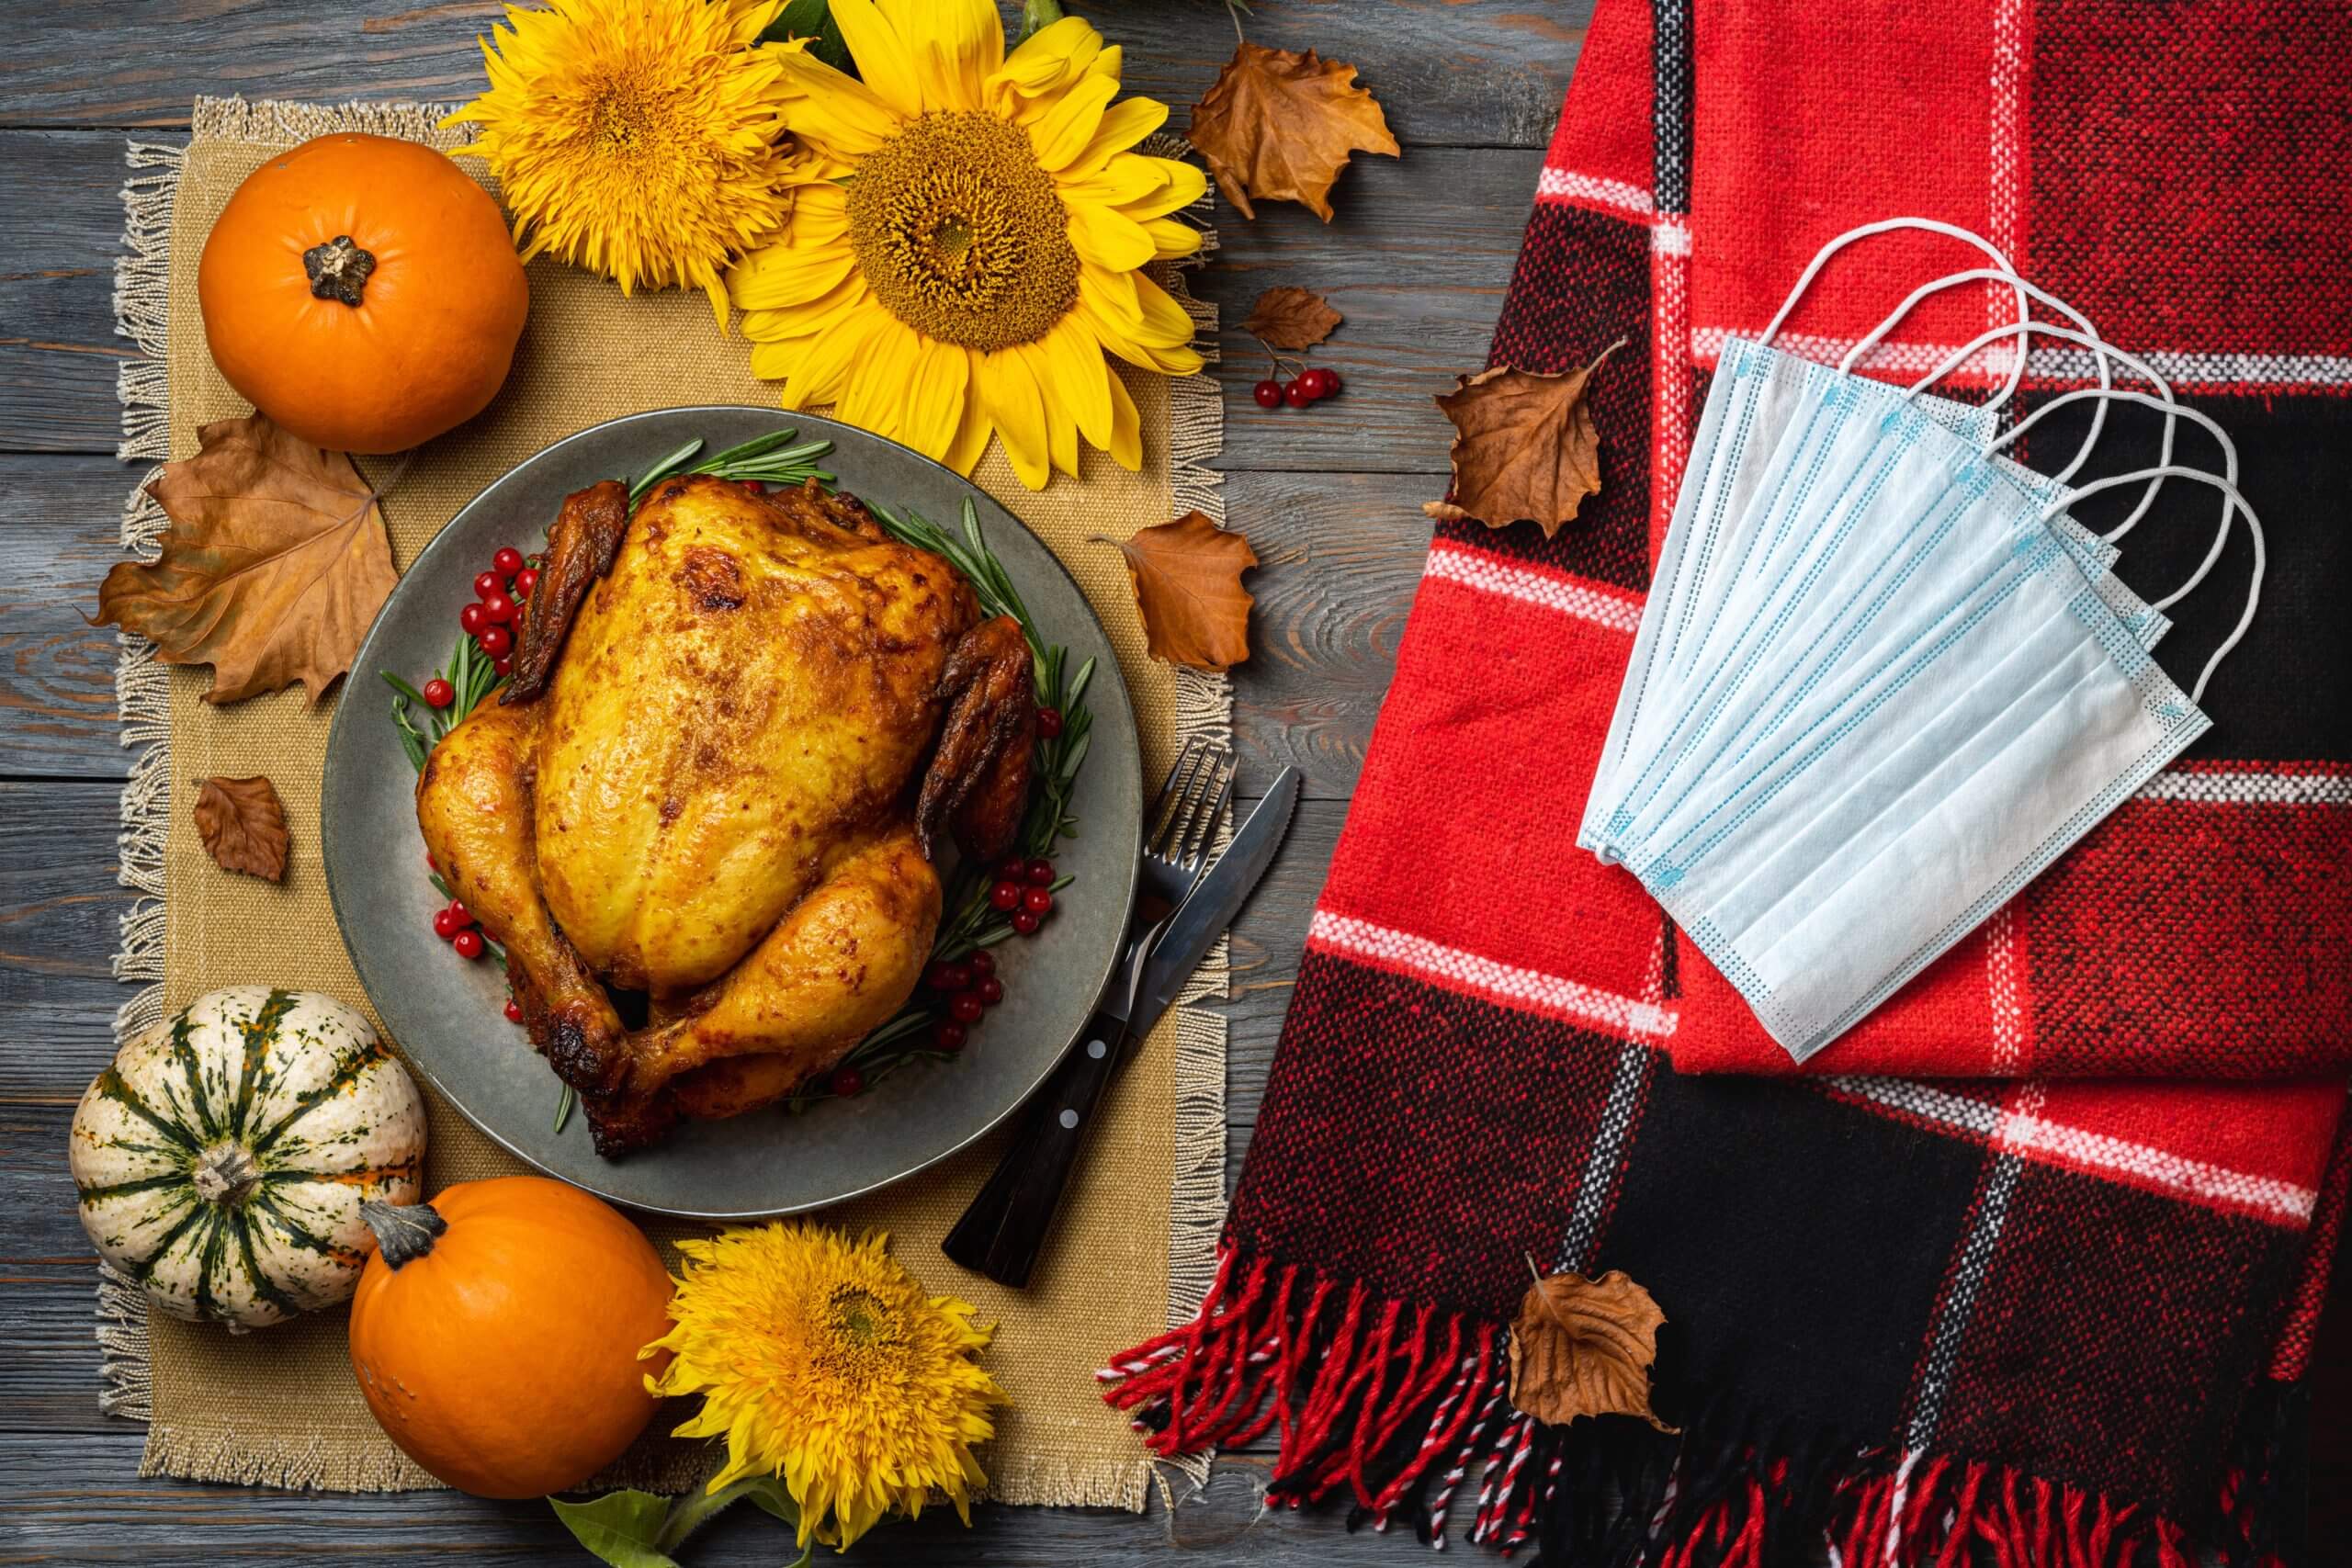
[643,1224,1007,1550]
[442,0,796,328]
[732,3,1207,489]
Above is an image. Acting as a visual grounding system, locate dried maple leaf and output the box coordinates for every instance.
[1108,512,1258,673]
[1244,287,1343,352]
[1508,1266,1673,1432]
[95,413,398,705]
[193,774,289,883]
[1424,341,1625,537]
[1189,44,1399,222]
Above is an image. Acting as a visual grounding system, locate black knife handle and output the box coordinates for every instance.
[941,1006,1132,1288]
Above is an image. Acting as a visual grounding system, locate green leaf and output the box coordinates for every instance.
[763,0,853,74]
[548,1491,682,1568]
[1018,0,1067,42]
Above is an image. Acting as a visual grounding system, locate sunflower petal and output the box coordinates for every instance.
[729,243,858,310]
[1066,199,1156,272]
[992,15,1101,93]
[1075,286,1159,373]
[1106,367,1143,472]
[1143,217,1204,258]
[1026,71,1119,172]
[839,318,929,438]
[775,47,904,155]
[1064,96,1170,179]
[764,307,877,406]
[740,272,870,344]
[899,335,971,462]
[878,0,1000,112]
[828,0,923,119]
[942,354,994,476]
[1040,315,1114,451]
[1080,263,1144,328]
[1114,157,1209,220]
[1057,151,1169,209]
[978,349,1050,491]
[1132,271,1202,347]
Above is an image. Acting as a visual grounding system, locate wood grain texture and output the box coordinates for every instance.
[1,1,1585,146]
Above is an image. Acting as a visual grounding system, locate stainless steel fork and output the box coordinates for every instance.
[942,736,1236,1287]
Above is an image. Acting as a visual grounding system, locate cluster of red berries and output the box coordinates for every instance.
[424,855,489,961]
[922,947,1008,1054]
[1251,366,1342,411]
[989,855,1058,934]
[423,545,538,706]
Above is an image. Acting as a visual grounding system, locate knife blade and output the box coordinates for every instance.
[1122,764,1301,1039]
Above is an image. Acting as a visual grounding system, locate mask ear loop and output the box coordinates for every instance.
[1990,387,2240,614]
[1758,217,2030,360]
[2037,466,2264,707]
[1906,321,2182,541]
[1842,268,2113,479]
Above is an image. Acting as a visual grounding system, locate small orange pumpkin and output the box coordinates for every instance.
[197,133,528,455]
[348,1176,673,1498]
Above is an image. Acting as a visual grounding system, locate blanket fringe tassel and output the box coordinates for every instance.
[1102,1247,2304,1567]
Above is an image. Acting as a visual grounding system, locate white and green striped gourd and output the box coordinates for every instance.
[70,987,427,1331]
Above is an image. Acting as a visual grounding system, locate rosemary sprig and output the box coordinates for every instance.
[628,428,835,503]
[384,632,510,973]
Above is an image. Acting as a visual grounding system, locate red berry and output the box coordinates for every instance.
[1023,886,1054,916]
[933,1020,968,1053]
[503,998,524,1023]
[1024,858,1054,886]
[950,993,985,1024]
[831,1066,865,1097]
[452,929,485,960]
[1252,379,1283,410]
[478,624,514,659]
[1011,909,1042,935]
[967,950,995,979]
[924,961,960,993]
[997,857,1029,881]
[425,851,437,872]
[494,656,514,677]
[1312,368,1342,399]
[976,976,1004,1007]
[474,571,502,601]
[422,677,455,708]
[432,908,460,940]
[1037,706,1065,740]
[741,479,767,494]
[989,880,1023,911]
[481,592,515,625]
[1284,378,1314,409]
[459,602,487,637]
[493,547,526,576]
[513,566,538,600]
[447,898,471,925]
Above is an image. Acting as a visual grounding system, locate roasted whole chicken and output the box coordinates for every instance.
[416,475,1035,1156]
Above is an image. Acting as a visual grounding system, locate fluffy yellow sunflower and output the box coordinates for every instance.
[732,3,1207,489]
[643,1224,1007,1550]
[442,0,796,328]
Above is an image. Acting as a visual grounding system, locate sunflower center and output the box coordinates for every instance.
[846,112,1080,353]
[818,1284,908,1375]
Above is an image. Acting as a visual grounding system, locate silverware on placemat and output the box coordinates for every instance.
[944,744,1301,1287]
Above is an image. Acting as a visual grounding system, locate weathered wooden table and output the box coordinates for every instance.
[0,2,1587,1561]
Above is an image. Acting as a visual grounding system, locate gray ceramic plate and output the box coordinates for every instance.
[322,408,1141,1218]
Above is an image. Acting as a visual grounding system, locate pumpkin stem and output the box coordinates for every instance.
[304,234,378,307]
[189,1141,263,1207]
[361,1198,447,1269]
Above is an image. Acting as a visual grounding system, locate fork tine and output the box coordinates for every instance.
[1147,738,1215,857]
[1179,755,1236,869]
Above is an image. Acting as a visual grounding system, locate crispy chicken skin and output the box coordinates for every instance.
[416,474,1034,1156]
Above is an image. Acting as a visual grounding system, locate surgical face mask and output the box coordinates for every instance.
[1581,219,2263,1060]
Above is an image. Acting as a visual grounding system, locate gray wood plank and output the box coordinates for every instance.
[0,130,1541,470]
[0,457,140,780]
[0,1428,1431,1565]
[1,0,1581,149]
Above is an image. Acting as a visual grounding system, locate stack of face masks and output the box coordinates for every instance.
[1580,218,2266,1063]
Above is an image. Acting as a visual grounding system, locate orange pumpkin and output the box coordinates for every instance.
[197,134,528,455]
[347,1176,673,1498]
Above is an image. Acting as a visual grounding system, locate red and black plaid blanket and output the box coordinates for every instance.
[1107,2,2352,1562]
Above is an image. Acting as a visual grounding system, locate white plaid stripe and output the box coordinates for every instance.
[1307,910,1679,1040]
[1693,325,2352,390]
[1534,166,1656,220]
[1422,544,1645,634]
[2135,769,2352,806]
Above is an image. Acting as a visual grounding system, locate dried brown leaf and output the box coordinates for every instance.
[94,413,397,705]
[1189,44,1399,222]
[1245,287,1343,351]
[1110,512,1258,673]
[194,774,289,882]
[1507,1267,1672,1432]
[1424,341,1625,536]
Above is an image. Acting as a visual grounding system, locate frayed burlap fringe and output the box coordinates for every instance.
[104,101,1237,1513]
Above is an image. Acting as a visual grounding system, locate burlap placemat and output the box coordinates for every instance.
[98,97,1227,1509]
